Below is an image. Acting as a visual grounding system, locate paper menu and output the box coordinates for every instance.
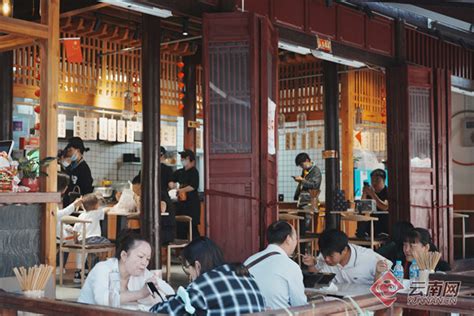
[117,120,126,142]
[73,116,85,138]
[161,124,177,147]
[373,132,380,152]
[126,121,136,143]
[107,119,117,142]
[84,118,98,141]
[58,114,66,138]
[99,117,108,140]
[380,132,386,151]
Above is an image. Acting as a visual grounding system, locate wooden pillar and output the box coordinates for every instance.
[340,72,355,236]
[183,55,197,151]
[142,14,161,269]
[0,52,13,140]
[39,0,59,268]
[323,61,340,230]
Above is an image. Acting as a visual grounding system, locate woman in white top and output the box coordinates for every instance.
[78,230,174,306]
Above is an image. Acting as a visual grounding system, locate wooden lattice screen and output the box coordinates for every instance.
[12,32,203,117]
[279,60,385,123]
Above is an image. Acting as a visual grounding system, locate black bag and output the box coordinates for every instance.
[334,189,349,212]
[68,186,81,203]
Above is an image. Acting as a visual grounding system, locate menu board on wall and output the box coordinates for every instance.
[58,114,66,138]
[117,120,126,142]
[300,133,307,150]
[126,121,137,143]
[161,125,177,147]
[309,130,316,149]
[99,117,108,140]
[84,118,98,141]
[107,119,117,142]
[73,116,85,138]
[316,130,324,149]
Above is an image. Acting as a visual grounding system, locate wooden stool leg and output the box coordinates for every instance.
[166,246,171,282]
[81,250,86,287]
[462,218,466,259]
[59,248,64,286]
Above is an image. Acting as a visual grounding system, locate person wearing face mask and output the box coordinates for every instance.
[293,152,321,236]
[169,149,200,240]
[78,229,174,306]
[61,137,94,207]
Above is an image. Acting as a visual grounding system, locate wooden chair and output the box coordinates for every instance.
[454,212,474,259]
[340,213,382,250]
[59,216,115,287]
[165,215,193,282]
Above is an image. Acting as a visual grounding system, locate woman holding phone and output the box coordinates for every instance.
[78,230,174,306]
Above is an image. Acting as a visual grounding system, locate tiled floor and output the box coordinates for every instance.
[56,265,188,302]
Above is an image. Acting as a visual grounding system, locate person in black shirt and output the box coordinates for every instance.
[160,146,173,192]
[377,221,414,264]
[170,149,200,240]
[61,137,94,206]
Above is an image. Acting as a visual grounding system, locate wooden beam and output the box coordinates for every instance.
[0,34,35,52]
[39,0,60,269]
[0,15,49,39]
[60,3,110,18]
[340,72,356,237]
[0,52,13,140]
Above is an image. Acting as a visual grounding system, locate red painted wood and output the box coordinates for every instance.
[308,0,337,39]
[337,6,365,49]
[272,0,305,31]
[366,16,393,56]
[203,12,277,262]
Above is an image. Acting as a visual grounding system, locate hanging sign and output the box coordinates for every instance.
[117,120,126,142]
[84,118,98,141]
[161,125,177,147]
[58,114,66,138]
[107,119,117,142]
[268,98,276,155]
[126,121,136,143]
[316,36,332,53]
[73,116,85,139]
[99,117,108,140]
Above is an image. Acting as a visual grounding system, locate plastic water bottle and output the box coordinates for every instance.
[409,259,419,284]
[108,270,121,307]
[393,260,404,282]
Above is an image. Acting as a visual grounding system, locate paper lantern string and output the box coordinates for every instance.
[177,61,185,110]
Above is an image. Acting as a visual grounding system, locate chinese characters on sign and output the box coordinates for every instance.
[407,281,461,306]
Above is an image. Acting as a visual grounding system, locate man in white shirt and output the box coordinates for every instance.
[244,221,307,310]
[303,229,390,284]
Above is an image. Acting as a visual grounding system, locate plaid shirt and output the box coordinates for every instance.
[150,264,265,315]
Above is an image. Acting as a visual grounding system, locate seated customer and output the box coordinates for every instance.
[303,229,391,284]
[150,237,265,315]
[78,230,174,306]
[56,172,84,241]
[244,221,307,309]
[402,227,450,276]
[72,193,111,283]
[377,221,414,265]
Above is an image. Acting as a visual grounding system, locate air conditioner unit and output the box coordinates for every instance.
[100,0,173,18]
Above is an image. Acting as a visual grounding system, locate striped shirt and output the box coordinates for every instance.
[150,264,265,315]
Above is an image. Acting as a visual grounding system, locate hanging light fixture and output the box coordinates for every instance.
[182,17,189,36]
[122,12,135,120]
[1,0,13,17]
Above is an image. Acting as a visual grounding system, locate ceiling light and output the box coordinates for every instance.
[99,0,172,18]
[311,50,366,68]
[182,17,189,36]
[278,41,311,55]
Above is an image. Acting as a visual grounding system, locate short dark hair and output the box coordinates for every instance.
[57,172,70,192]
[160,146,166,156]
[115,229,150,260]
[295,153,310,166]
[392,221,414,244]
[371,169,386,181]
[267,221,293,245]
[179,149,196,162]
[404,227,438,251]
[182,237,225,275]
[318,229,349,257]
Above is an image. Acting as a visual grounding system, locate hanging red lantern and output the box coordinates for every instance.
[178,103,184,110]
[177,72,184,79]
[178,93,185,100]
[177,61,185,68]
[34,105,41,114]
[34,89,41,97]
[178,82,185,89]
[132,82,138,88]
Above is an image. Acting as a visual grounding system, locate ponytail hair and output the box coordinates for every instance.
[115,229,149,260]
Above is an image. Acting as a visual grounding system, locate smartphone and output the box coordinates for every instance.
[147,282,165,301]
[363,181,370,187]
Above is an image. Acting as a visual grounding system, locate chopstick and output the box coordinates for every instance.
[13,265,53,291]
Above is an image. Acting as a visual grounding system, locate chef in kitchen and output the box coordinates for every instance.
[61,137,94,206]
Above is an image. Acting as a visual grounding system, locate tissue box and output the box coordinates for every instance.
[355,199,376,213]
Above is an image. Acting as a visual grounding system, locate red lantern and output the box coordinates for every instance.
[178,93,185,100]
[177,72,184,79]
[178,103,184,110]
[177,61,185,68]
[178,82,185,89]
[132,82,138,88]
[34,89,41,97]
[34,105,41,114]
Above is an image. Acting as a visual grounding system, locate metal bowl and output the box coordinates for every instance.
[93,186,114,198]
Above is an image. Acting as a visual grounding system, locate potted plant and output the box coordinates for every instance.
[17,149,56,192]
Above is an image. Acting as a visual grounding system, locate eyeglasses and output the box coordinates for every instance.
[181,261,191,276]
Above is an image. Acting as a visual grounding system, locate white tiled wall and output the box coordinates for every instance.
[277,120,342,203]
